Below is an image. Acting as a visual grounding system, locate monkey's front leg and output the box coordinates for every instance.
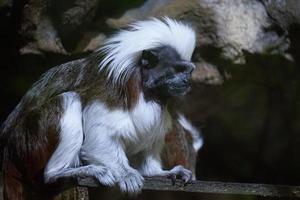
[162,165,193,184]
[81,134,144,195]
[139,154,193,185]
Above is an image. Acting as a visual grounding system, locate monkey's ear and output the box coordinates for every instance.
[140,50,158,68]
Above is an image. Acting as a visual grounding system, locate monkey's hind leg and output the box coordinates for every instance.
[44,92,115,187]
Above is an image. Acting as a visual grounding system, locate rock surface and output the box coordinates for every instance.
[106,0,290,63]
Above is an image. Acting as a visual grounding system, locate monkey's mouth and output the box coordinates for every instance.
[169,83,191,96]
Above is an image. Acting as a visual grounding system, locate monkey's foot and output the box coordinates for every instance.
[167,165,193,185]
[45,165,116,187]
[119,169,144,196]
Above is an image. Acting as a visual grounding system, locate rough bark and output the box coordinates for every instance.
[78,177,300,198]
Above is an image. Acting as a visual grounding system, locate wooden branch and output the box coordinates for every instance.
[77,177,300,198]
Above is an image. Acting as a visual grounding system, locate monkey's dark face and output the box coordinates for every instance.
[140,46,195,98]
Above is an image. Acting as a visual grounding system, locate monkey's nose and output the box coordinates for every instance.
[187,63,195,74]
[183,63,195,75]
[175,62,195,74]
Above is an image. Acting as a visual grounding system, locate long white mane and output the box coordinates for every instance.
[98,17,196,85]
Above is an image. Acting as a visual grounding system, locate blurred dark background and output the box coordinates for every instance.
[0,0,300,199]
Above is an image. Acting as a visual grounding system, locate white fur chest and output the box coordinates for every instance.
[131,94,170,135]
[82,93,172,154]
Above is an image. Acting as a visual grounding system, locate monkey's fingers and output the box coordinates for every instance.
[119,171,144,196]
[169,165,193,185]
[167,173,177,185]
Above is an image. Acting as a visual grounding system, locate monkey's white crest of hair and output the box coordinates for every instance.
[98,17,196,85]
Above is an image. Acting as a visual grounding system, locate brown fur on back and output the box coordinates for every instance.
[2,94,67,199]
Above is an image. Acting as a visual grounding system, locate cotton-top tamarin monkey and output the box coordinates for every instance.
[0,17,197,199]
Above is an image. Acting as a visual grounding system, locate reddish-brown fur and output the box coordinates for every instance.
[3,96,69,199]
[126,71,142,109]
[3,131,59,200]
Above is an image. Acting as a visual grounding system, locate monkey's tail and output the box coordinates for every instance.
[177,114,203,152]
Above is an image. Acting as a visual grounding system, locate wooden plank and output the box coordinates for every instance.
[77,177,300,198]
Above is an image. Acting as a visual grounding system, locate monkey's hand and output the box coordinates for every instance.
[118,168,144,196]
[164,165,193,185]
[89,165,117,187]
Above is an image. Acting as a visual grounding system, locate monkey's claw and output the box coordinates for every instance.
[119,169,144,196]
[168,165,192,185]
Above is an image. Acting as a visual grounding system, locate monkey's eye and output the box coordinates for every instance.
[141,59,150,68]
[140,50,158,69]
[174,64,188,73]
